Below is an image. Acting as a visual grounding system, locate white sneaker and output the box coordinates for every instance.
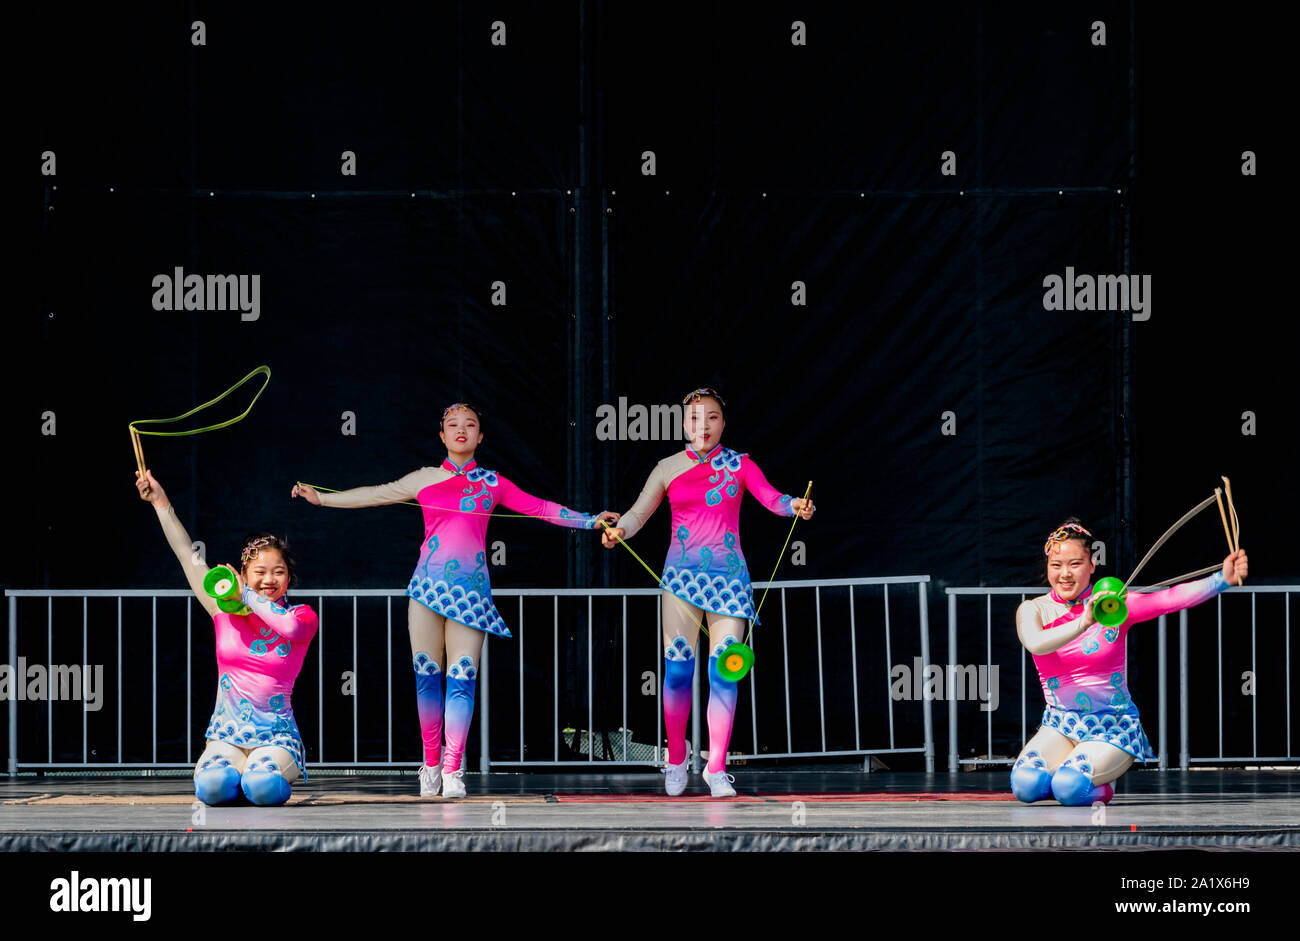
[441,768,467,798]
[702,767,737,798]
[418,764,442,797]
[662,740,691,797]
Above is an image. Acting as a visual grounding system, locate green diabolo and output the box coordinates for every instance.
[717,642,755,682]
[203,565,251,615]
[1090,576,1128,627]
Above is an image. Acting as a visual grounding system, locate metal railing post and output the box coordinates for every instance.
[1179,609,1189,771]
[947,590,958,773]
[918,581,933,773]
[1157,614,1168,770]
[479,634,490,773]
[690,633,702,773]
[7,595,16,775]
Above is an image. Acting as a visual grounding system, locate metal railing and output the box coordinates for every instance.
[945,585,1297,771]
[5,576,934,775]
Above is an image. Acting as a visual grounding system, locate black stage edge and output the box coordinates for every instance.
[7,829,1298,854]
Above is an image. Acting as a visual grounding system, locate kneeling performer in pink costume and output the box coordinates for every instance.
[137,470,318,806]
[1012,519,1248,805]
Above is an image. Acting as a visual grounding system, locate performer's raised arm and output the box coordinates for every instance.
[136,469,219,619]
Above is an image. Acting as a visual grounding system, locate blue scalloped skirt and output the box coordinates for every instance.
[1039,705,1155,762]
[204,673,308,778]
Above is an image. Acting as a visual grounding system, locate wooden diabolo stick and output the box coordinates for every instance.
[1222,476,1240,551]
[131,427,151,497]
[1214,488,1232,550]
[1214,488,1239,587]
[1222,476,1242,585]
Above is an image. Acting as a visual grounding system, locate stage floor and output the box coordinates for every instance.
[2,769,1297,851]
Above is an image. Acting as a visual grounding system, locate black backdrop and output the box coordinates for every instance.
[11,2,1289,768]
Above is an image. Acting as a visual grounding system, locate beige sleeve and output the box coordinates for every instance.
[154,503,220,619]
[617,460,674,540]
[1016,598,1091,657]
[316,467,440,508]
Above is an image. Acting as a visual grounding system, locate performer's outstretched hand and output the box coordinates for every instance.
[601,524,626,549]
[1222,548,1248,586]
[291,483,322,505]
[594,510,620,528]
[222,563,247,596]
[1080,590,1115,629]
[135,470,169,508]
[791,497,816,520]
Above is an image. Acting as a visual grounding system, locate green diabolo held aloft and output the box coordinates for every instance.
[1090,576,1128,627]
[203,565,252,615]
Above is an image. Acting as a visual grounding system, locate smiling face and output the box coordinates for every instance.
[243,548,289,602]
[683,397,725,453]
[1046,538,1095,602]
[439,407,483,461]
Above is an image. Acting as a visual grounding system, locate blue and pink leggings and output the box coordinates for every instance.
[662,593,744,773]
[409,599,485,774]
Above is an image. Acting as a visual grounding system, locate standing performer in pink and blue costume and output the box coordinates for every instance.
[602,389,815,797]
[294,404,617,798]
[136,470,318,807]
[1012,519,1248,805]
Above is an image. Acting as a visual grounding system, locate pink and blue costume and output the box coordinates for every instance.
[203,588,318,776]
[624,444,795,622]
[151,501,317,806]
[393,457,600,634]
[618,444,796,775]
[318,457,602,774]
[1013,571,1229,803]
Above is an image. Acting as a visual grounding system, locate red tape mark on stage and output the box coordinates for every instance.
[554,794,766,803]
[552,791,1016,803]
[760,792,1018,802]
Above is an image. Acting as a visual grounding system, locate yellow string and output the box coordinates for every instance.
[745,481,813,645]
[599,480,814,647]
[131,366,272,437]
[303,477,816,647]
[598,519,712,640]
[304,479,715,638]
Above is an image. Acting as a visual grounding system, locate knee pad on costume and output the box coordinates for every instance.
[1010,765,1053,803]
[444,657,478,716]
[1009,750,1052,803]
[664,637,695,692]
[665,636,696,696]
[707,635,740,691]
[241,756,293,806]
[413,652,443,696]
[1051,766,1102,806]
[194,758,241,806]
